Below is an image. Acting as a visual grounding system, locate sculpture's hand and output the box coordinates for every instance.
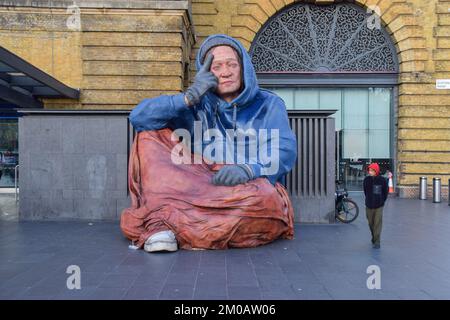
[212,165,252,186]
[184,54,218,106]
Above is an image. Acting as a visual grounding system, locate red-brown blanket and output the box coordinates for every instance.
[120,129,294,250]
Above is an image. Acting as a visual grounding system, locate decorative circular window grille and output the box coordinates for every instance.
[250,3,398,72]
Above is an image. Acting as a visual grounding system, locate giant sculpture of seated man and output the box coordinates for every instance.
[120,34,297,252]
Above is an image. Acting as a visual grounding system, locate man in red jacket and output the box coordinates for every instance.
[363,163,388,249]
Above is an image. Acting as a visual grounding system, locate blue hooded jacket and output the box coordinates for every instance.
[129,34,297,185]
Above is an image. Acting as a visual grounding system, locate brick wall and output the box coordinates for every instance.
[0,1,194,110]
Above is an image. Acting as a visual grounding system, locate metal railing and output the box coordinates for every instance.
[14,164,19,202]
[286,110,336,223]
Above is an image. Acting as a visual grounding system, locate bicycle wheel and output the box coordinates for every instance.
[335,198,359,223]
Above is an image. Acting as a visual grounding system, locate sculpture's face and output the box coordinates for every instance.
[208,46,242,103]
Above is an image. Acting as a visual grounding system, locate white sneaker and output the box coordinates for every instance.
[144,230,178,252]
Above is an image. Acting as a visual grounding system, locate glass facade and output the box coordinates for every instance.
[0,118,19,188]
[267,87,393,191]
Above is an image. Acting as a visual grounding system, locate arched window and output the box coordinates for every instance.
[250,2,398,73]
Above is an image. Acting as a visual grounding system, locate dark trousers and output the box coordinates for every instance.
[366,206,383,245]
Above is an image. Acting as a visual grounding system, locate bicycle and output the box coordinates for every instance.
[335,180,359,223]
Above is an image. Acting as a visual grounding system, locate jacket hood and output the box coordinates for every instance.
[368,163,380,176]
[196,34,259,108]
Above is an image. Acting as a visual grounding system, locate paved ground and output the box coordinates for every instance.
[0,194,449,300]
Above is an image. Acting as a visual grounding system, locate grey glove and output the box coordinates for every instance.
[212,165,253,186]
[185,54,218,106]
